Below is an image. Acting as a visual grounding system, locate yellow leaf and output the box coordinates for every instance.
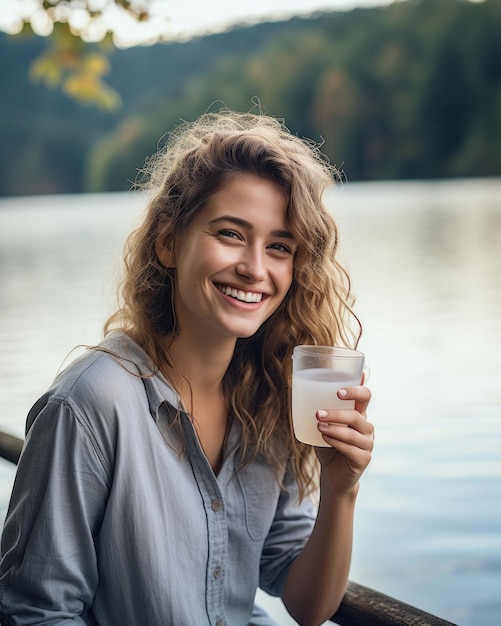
[29,54,63,87]
[83,53,111,76]
[62,73,121,111]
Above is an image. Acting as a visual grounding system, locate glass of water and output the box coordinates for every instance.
[292,345,365,447]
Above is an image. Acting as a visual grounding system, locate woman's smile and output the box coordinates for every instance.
[215,283,265,304]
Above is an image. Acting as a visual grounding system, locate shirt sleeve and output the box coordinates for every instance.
[0,396,111,625]
[258,463,317,598]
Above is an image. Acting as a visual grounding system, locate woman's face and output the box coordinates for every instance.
[158,174,296,346]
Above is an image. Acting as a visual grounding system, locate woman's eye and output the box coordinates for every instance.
[269,242,293,254]
[219,229,241,240]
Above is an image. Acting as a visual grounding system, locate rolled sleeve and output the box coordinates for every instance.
[258,465,317,598]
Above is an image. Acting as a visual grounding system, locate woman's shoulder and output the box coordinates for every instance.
[50,334,148,401]
[24,333,164,461]
[28,333,158,431]
[22,334,170,478]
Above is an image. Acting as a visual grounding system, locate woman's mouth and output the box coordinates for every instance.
[216,284,264,303]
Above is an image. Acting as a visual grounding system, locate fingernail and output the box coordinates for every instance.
[338,388,348,398]
[317,410,328,419]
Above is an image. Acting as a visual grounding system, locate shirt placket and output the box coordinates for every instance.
[186,426,230,626]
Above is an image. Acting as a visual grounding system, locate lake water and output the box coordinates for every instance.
[0,180,500,625]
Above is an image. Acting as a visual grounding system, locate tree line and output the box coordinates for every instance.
[1,0,500,196]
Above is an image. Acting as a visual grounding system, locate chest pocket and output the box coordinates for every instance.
[236,458,282,541]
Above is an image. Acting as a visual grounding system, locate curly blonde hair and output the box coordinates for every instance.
[105,108,361,498]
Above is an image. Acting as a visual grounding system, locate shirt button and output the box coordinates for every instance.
[211,499,221,512]
[213,566,221,579]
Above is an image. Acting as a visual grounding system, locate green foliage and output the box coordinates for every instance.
[28,22,121,111]
[7,1,164,109]
[1,0,500,195]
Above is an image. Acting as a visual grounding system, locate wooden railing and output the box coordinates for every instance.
[329,581,457,625]
[0,431,457,626]
[0,431,22,464]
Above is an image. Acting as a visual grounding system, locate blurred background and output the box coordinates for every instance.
[0,1,500,624]
[1,0,500,196]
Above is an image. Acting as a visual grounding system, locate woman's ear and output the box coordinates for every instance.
[155,239,176,268]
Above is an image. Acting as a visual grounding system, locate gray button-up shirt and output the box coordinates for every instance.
[0,333,316,625]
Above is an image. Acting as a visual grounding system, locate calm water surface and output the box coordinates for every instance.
[0,180,500,625]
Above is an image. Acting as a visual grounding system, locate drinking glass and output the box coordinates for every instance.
[292,345,365,447]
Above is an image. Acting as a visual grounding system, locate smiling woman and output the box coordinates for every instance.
[0,108,374,626]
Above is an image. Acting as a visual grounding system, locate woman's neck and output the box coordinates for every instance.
[162,332,234,474]
[162,331,235,405]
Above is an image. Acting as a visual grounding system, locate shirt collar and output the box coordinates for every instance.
[100,332,182,422]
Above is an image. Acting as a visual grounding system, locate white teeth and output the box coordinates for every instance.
[218,285,263,303]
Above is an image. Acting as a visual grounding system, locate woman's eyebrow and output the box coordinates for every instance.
[209,215,296,240]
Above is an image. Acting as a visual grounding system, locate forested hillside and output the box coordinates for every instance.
[1,0,500,196]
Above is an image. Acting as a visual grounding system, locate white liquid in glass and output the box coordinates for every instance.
[292,368,359,446]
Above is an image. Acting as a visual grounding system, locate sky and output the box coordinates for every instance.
[0,0,393,45]
[142,0,393,40]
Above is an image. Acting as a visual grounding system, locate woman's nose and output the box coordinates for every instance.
[235,248,267,282]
